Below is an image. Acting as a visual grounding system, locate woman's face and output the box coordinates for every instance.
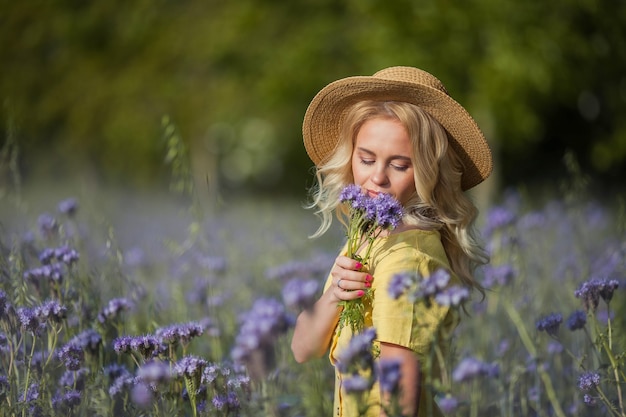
[351,117,416,206]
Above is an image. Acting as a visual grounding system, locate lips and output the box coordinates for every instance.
[366,189,379,198]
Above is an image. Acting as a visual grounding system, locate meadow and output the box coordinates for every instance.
[0,175,624,417]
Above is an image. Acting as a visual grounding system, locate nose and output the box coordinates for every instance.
[371,165,389,187]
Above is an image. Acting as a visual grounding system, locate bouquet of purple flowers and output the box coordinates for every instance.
[337,184,404,334]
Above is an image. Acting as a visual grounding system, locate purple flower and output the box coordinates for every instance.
[388,271,416,299]
[23,382,39,403]
[202,361,250,390]
[196,254,228,273]
[58,343,84,371]
[36,300,67,324]
[211,391,241,412]
[265,255,333,281]
[535,313,563,337]
[575,278,620,311]
[0,290,10,318]
[372,193,403,229]
[483,206,516,236]
[452,357,485,382]
[38,213,59,237]
[599,279,620,302]
[39,248,56,264]
[339,184,365,204]
[156,322,204,345]
[124,247,147,268]
[23,264,65,284]
[113,336,134,354]
[198,316,220,337]
[227,373,250,390]
[175,355,208,378]
[0,375,9,391]
[212,394,226,410]
[547,341,563,355]
[339,185,404,334]
[583,394,597,406]
[566,310,587,331]
[18,307,44,334]
[496,339,511,357]
[104,363,131,381]
[59,368,90,390]
[109,374,137,397]
[452,357,499,383]
[98,298,134,323]
[281,278,319,310]
[481,264,516,288]
[58,198,79,216]
[417,269,451,298]
[336,327,377,374]
[69,329,102,354]
[52,390,81,411]
[54,245,80,266]
[343,375,373,393]
[131,382,153,408]
[438,396,459,413]
[434,286,470,307]
[39,245,78,265]
[389,269,469,308]
[231,298,291,363]
[578,371,601,391]
[341,188,375,221]
[137,361,174,384]
[377,358,402,394]
[130,335,164,359]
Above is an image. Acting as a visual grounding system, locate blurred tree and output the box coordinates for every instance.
[1,0,625,195]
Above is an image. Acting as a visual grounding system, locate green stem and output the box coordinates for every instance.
[596,385,624,417]
[469,379,478,417]
[21,335,37,417]
[185,376,198,417]
[604,311,625,415]
[503,301,567,417]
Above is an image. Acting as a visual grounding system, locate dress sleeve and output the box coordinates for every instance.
[369,240,453,356]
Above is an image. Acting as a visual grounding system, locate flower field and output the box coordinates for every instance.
[0,181,624,416]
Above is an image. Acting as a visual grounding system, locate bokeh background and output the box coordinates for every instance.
[1,3,625,416]
[2,0,626,206]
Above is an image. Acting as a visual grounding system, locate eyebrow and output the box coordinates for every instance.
[356,147,412,163]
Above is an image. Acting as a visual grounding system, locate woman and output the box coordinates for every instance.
[291,66,492,416]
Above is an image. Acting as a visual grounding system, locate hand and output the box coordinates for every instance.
[330,255,373,301]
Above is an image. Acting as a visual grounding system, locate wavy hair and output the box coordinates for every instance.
[307,101,488,295]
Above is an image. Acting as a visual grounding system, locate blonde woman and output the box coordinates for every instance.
[291,67,493,417]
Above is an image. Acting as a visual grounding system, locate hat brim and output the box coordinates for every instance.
[302,75,492,190]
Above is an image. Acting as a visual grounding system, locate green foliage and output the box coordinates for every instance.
[1,0,626,190]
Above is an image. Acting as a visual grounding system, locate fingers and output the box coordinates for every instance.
[331,267,365,290]
[335,255,364,271]
[334,274,372,292]
[334,287,366,301]
[331,256,374,301]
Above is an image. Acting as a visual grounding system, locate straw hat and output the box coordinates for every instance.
[302,66,493,190]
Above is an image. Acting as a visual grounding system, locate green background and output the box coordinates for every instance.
[2,0,625,197]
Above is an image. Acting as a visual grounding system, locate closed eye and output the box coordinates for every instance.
[360,159,375,166]
[391,164,410,172]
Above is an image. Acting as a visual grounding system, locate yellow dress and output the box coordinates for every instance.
[324,229,460,417]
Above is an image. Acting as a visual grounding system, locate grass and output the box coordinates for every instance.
[0,173,624,416]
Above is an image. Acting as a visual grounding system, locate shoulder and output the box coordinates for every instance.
[370,228,451,275]
[376,228,447,260]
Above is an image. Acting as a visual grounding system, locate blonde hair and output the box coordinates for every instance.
[307,101,488,294]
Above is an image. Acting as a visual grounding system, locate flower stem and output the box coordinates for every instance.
[603,313,625,416]
[503,300,567,417]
